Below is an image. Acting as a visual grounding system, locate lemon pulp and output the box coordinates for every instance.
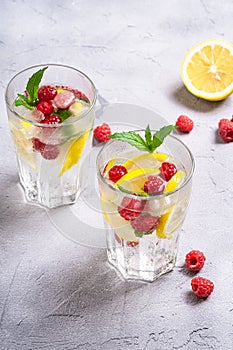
[181,39,233,101]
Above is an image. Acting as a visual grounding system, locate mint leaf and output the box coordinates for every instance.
[134,231,144,238]
[145,125,153,152]
[15,99,35,110]
[53,109,72,122]
[108,124,177,153]
[26,66,48,103]
[17,93,30,103]
[109,132,148,152]
[117,184,149,197]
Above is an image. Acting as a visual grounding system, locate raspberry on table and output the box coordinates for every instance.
[185,250,206,271]
[191,276,214,298]
[42,115,62,125]
[131,214,160,234]
[160,162,177,181]
[218,118,233,142]
[176,115,194,132]
[38,85,57,101]
[144,176,165,195]
[108,165,127,183]
[93,123,111,142]
[36,101,54,116]
[118,197,144,221]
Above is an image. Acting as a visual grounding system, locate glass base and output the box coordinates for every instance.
[20,179,79,209]
[106,229,180,282]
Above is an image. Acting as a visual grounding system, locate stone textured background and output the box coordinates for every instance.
[1,1,233,349]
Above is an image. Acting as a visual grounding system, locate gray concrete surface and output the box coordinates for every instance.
[1,1,233,349]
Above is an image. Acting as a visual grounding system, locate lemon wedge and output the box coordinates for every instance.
[69,102,83,116]
[59,130,90,177]
[100,196,111,224]
[10,128,37,170]
[156,206,176,238]
[181,39,233,101]
[123,152,168,171]
[103,158,116,177]
[57,88,66,94]
[164,170,186,194]
[21,120,32,130]
[156,170,186,238]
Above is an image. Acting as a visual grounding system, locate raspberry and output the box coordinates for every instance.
[108,165,127,183]
[32,137,44,153]
[38,85,57,101]
[218,118,233,142]
[126,241,139,247]
[118,197,144,221]
[41,144,59,160]
[114,233,139,247]
[42,115,62,125]
[185,250,206,271]
[93,123,111,142]
[191,277,214,298]
[36,101,54,116]
[144,176,165,195]
[131,214,160,234]
[160,162,177,181]
[176,115,194,132]
[32,138,59,160]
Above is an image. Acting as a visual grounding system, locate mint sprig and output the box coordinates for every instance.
[109,125,177,153]
[15,66,48,109]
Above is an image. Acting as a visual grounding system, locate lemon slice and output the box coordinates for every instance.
[100,196,138,241]
[100,196,111,224]
[156,206,176,238]
[181,39,233,101]
[103,158,116,177]
[115,167,160,193]
[116,167,160,185]
[156,170,186,238]
[164,170,186,194]
[59,130,90,177]
[123,152,168,171]
[10,128,37,170]
[21,120,32,130]
[69,102,83,116]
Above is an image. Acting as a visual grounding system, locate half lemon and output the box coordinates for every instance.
[181,38,233,101]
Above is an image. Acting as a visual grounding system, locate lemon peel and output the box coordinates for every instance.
[164,170,186,194]
[59,130,90,177]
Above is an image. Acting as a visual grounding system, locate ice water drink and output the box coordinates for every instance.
[97,131,194,281]
[5,64,96,208]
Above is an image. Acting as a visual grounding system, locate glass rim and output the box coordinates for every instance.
[5,63,97,127]
[96,133,195,199]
